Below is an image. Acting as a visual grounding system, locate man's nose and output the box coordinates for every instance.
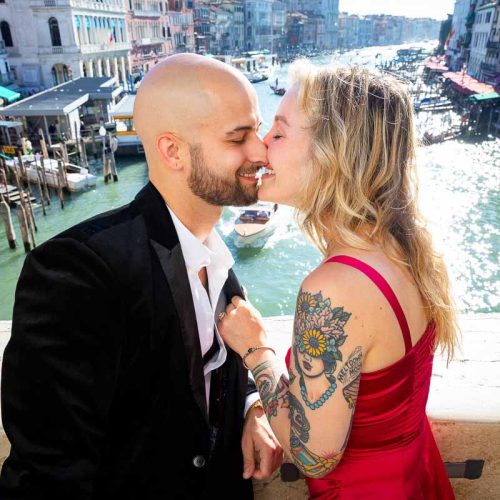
[248,135,268,165]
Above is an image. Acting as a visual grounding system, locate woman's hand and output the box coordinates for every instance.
[218,296,267,358]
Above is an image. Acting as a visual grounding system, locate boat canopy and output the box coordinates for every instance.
[469,91,500,102]
[0,85,21,104]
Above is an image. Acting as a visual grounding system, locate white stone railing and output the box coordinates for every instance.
[1,314,499,498]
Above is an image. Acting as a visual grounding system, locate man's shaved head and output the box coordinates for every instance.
[134,53,256,148]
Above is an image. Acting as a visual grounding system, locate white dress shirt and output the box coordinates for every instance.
[167,207,259,414]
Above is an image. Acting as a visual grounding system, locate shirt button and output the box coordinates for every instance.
[193,455,206,468]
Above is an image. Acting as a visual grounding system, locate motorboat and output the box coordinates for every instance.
[244,71,269,84]
[6,154,97,192]
[233,203,279,246]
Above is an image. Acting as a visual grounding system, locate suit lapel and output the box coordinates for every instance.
[150,241,208,423]
[133,183,208,424]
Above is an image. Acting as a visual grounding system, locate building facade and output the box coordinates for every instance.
[0,0,132,90]
[468,0,497,78]
[127,0,169,74]
[447,0,475,71]
[167,0,195,53]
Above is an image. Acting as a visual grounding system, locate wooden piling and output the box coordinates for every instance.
[16,204,31,253]
[38,128,49,160]
[35,168,46,216]
[91,127,97,159]
[23,189,38,233]
[20,191,37,247]
[56,159,65,209]
[108,132,118,182]
[79,136,88,169]
[0,162,11,205]
[0,194,16,249]
[38,156,51,205]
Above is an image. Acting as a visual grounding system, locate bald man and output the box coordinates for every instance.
[0,55,282,499]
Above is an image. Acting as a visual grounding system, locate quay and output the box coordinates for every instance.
[0,314,498,499]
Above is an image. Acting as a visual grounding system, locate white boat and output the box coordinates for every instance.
[110,94,143,155]
[233,203,279,246]
[7,155,97,192]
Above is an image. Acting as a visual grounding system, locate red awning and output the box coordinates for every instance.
[442,71,495,95]
[423,56,448,72]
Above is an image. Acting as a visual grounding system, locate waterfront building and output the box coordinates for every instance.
[337,13,358,49]
[447,0,475,71]
[286,11,306,51]
[0,0,131,92]
[319,0,339,49]
[481,1,500,85]
[285,0,339,49]
[468,0,497,79]
[209,4,232,54]
[166,0,195,53]
[271,0,287,54]
[126,0,170,75]
[193,1,210,53]
[0,41,15,89]
[244,0,273,51]
[220,1,245,54]
[302,12,326,50]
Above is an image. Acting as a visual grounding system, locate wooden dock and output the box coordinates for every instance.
[0,315,498,498]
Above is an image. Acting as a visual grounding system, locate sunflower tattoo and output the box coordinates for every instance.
[301,329,327,357]
[294,287,351,410]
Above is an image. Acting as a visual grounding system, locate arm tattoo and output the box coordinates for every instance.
[289,392,341,477]
[294,289,351,410]
[252,290,359,479]
[338,346,362,409]
[253,360,290,419]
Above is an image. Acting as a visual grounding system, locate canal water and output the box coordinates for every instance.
[0,45,499,319]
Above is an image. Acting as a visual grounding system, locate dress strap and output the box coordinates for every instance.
[325,255,413,354]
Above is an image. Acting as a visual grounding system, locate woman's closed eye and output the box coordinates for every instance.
[272,134,283,140]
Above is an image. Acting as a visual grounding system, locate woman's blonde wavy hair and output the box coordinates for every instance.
[290,60,458,359]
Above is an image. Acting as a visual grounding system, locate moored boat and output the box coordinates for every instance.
[233,203,279,247]
[6,155,97,192]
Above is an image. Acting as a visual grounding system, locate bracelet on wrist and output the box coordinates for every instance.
[242,345,276,370]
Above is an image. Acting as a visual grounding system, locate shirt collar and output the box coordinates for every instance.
[167,206,234,273]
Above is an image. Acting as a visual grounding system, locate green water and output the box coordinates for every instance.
[1,46,499,319]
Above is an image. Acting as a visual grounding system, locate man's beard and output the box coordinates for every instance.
[187,144,259,206]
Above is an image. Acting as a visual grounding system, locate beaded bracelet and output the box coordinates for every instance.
[242,346,276,370]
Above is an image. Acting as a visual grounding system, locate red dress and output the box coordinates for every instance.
[286,255,455,500]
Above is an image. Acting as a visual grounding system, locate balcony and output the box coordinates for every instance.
[135,38,164,47]
[480,61,498,72]
[486,39,500,49]
[80,42,131,54]
[31,0,124,13]
[132,9,161,19]
[38,45,79,55]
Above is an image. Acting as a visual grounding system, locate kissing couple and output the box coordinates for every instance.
[1,54,456,500]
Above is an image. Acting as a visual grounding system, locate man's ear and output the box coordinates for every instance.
[156,133,184,171]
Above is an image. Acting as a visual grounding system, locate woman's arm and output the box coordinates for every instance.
[220,269,370,478]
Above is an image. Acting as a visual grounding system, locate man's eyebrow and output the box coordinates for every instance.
[275,115,290,126]
[225,122,263,136]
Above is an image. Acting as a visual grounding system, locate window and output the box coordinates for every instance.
[0,21,13,47]
[49,17,62,46]
[486,12,491,24]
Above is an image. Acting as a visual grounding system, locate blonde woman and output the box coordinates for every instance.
[219,62,458,499]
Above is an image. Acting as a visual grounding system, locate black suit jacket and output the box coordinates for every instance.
[0,183,254,499]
